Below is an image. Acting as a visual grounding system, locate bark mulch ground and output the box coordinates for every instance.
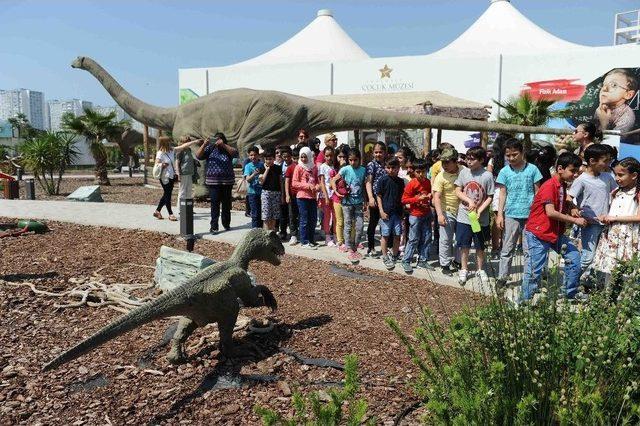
[0,219,482,425]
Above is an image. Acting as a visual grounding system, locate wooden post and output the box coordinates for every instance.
[354,129,361,150]
[436,129,442,146]
[423,128,432,158]
[143,124,149,185]
[480,131,489,149]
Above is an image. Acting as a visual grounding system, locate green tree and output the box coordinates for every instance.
[494,93,568,151]
[61,108,129,185]
[7,113,41,140]
[19,131,79,195]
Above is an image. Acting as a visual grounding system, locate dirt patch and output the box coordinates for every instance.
[0,219,481,424]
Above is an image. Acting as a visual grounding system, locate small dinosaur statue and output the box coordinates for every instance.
[71,56,570,154]
[43,229,283,371]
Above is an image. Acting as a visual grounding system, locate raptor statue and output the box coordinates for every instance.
[43,229,283,371]
[70,56,569,153]
[110,127,155,170]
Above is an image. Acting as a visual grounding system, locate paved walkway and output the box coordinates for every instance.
[0,199,508,294]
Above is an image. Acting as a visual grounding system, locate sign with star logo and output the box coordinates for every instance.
[379,64,392,79]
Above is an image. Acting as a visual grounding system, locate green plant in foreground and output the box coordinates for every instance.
[388,255,640,425]
[19,131,78,195]
[255,354,375,425]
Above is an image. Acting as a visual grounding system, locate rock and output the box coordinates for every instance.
[78,366,89,375]
[317,390,331,402]
[153,246,215,292]
[401,307,411,314]
[276,381,292,397]
[222,404,240,415]
[67,185,103,202]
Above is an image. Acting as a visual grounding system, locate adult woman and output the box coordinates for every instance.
[196,132,238,234]
[573,121,602,161]
[153,136,178,221]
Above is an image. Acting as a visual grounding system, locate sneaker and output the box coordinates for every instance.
[338,244,349,253]
[327,240,337,247]
[402,261,413,274]
[210,227,219,235]
[357,242,365,250]
[392,254,401,262]
[572,292,589,303]
[458,270,469,285]
[477,270,489,283]
[309,241,318,247]
[441,265,453,276]
[223,225,231,231]
[382,255,395,270]
[369,250,381,259]
[301,243,317,250]
[452,260,462,270]
[490,251,500,261]
[289,236,299,246]
[416,260,434,270]
[348,251,360,264]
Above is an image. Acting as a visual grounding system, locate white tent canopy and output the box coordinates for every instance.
[431,0,588,57]
[231,9,370,67]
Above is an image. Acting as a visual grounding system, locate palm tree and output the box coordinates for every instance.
[493,93,568,152]
[19,131,79,195]
[8,113,40,140]
[62,108,129,185]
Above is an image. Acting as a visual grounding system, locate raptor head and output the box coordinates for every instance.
[235,229,285,266]
[71,56,86,69]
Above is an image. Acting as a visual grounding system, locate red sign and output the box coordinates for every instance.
[521,79,586,102]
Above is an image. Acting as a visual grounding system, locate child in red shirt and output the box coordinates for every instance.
[521,152,587,302]
[400,159,433,274]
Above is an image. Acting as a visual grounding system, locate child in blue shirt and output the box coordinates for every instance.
[331,148,366,264]
[243,146,264,228]
[495,138,543,287]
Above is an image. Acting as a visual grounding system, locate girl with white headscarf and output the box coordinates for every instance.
[291,147,319,248]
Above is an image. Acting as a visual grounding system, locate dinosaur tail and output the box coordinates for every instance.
[71,56,177,131]
[303,97,570,135]
[42,289,187,371]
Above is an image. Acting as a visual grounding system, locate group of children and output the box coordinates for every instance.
[242,128,640,303]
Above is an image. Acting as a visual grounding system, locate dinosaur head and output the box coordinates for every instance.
[71,56,86,69]
[235,229,285,266]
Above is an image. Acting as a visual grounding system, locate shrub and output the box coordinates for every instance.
[254,354,375,425]
[19,131,78,195]
[388,255,640,424]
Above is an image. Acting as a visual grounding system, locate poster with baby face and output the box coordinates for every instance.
[521,68,640,146]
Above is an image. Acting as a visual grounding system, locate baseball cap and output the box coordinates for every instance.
[440,147,458,161]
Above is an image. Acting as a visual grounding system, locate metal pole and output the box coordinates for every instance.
[143,124,149,185]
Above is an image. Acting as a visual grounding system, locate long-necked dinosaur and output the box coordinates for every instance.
[43,229,283,371]
[71,56,569,153]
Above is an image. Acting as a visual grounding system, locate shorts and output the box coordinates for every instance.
[261,190,281,220]
[380,213,402,237]
[455,222,490,249]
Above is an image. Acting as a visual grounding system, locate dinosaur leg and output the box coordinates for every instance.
[166,317,197,364]
[217,312,239,358]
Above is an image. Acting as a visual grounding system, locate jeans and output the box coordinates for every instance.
[580,223,604,274]
[279,200,289,237]
[208,184,232,230]
[157,178,175,214]
[521,231,581,301]
[498,217,528,279]
[342,204,364,250]
[367,205,381,251]
[438,212,460,267]
[248,193,263,228]
[288,199,299,237]
[297,198,317,244]
[403,214,432,263]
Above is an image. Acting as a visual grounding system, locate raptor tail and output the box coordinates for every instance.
[43,289,186,371]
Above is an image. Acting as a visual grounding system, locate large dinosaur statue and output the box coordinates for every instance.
[43,229,283,371]
[71,56,569,153]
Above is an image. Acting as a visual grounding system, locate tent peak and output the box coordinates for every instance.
[317,9,333,17]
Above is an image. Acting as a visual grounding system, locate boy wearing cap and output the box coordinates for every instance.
[433,147,465,276]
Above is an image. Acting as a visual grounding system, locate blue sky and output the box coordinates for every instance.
[0,0,636,107]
